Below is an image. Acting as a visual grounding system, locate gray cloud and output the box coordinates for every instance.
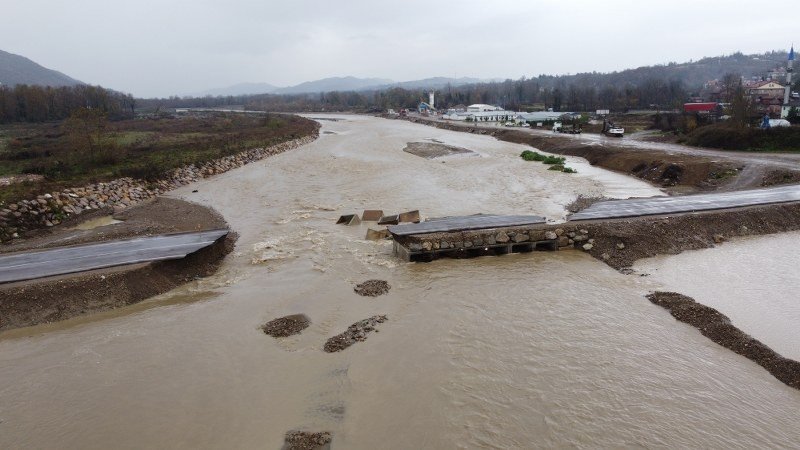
[1,0,796,97]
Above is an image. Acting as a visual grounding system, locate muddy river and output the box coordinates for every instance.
[1,115,799,448]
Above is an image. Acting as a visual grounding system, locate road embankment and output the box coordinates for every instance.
[0,198,236,331]
[402,117,800,193]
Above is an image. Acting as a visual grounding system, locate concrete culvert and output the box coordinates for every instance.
[261,314,311,337]
[378,214,400,225]
[362,210,384,221]
[336,214,361,225]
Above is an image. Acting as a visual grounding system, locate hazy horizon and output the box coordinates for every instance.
[2,0,796,97]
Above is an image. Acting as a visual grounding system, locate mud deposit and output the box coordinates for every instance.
[403,141,475,159]
[647,292,800,389]
[262,314,311,337]
[323,315,388,352]
[283,430,332,450]
[353,279,390,297]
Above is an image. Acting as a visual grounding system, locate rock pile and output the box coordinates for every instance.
[0,134,317,242]
[647,291,800,390]
[262,314,311,338]
[323,315,388,353]
[283,430,332,450]
[353,280,390,297]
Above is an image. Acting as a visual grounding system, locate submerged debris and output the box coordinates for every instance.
[362,209,384,221]
[261,314,311,338]
[336,214,361,225]
[354,279,390,297]
[378,214,399,225]
[324,315,388,352]
[283,430,332,450]
[365,228,391,241]
[398,209,420,223]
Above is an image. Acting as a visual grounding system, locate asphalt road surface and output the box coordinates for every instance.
[0,229,228,284]
[569,185,800,221]
[389,214,545,236]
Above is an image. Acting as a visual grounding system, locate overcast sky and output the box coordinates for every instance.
[2,0,796,98]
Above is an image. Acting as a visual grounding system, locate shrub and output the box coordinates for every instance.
[548,164,564,171]
[561,167,577,173]
[542,156,566,165]
[520,150,546,161]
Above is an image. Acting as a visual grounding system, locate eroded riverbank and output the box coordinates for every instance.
[0,198,236,331]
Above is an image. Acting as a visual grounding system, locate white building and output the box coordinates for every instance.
[515,111,571,123]
[443,104,516,122]
[467,104,502,112]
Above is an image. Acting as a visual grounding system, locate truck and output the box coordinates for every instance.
[552,121,582,134]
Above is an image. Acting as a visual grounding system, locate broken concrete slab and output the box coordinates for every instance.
[398,210,420,223]
[378,214,399,225]
[365,228,391,240]
[336,214,361,226]
[361,210,384,221]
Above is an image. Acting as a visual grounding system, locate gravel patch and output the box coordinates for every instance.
[323,315,388,352]
[354,279,390,297]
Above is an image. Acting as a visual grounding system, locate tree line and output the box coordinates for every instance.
[0,84,135,123]
[144,51,792,114]
[230,76,688,113]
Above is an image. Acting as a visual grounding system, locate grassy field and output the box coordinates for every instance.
[0,113,317,203]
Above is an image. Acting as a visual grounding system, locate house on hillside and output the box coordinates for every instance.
[746,80,786,116]
[768,66,788,82]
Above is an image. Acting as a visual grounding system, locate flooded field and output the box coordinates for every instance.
[1,115,799,448]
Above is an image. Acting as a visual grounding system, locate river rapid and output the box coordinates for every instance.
[1,115,799,449]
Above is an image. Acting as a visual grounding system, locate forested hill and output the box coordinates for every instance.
[558,51,789,90]
[0,49,82,87]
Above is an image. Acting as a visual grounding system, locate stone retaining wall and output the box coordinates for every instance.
[0,133,318,242]
[393,223,605,262]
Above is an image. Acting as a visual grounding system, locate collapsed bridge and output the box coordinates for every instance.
[387,184,800,263]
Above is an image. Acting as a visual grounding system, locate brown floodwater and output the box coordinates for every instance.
[1,115,798,449]
[635,232,800,361]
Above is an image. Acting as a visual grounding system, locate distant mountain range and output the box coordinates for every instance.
[275,76,393,95]
[196,82,280,97]
[0,49,82,87]
[192,76,501,97]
